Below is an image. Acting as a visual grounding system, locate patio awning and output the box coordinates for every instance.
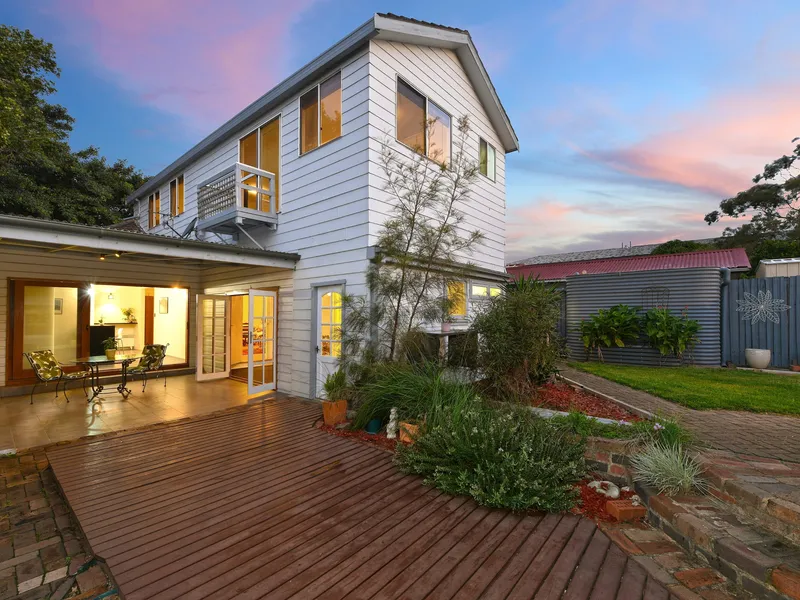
[0,214,300,269]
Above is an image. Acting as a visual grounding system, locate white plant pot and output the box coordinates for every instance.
[745,348,771,370]
[441,322,452,333]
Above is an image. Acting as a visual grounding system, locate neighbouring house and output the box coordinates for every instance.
[507,248,751,282]
[0,14,516,399]
[757,257,800,278]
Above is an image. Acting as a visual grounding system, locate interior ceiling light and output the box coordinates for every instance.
[99,254,106,261]
[108,292,115,300]
[114,251,122,258]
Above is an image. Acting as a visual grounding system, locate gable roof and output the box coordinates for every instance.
[507,248,751,281]
[126,13,518,205]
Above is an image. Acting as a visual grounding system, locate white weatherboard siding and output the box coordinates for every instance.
[0,247,202,388]
[200,266,297,396]
[367,39,507,273]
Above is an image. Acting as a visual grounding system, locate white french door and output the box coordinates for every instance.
[315,285,343,398]
[248,289,276,395]
[196,295,230,381]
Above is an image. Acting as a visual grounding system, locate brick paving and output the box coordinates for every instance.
[0,452,116,599]
[560,365,800,464]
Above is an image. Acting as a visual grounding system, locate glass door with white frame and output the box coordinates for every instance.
[196,295,230,381]
[315,286,343,398]
[248,290,276,395]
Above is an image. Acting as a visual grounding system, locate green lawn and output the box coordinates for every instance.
[568,362,800,415]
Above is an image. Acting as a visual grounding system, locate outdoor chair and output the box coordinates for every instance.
[128,344,169,391]
[23,350,89,405]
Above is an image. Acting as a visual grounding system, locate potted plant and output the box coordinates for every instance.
[122,307,136,323]
[399,419,422,444]
[322,370,348,427]
[745,348,771,370]
[102,337,118,360]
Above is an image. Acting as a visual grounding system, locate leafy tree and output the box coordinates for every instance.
[0,25,145,225]
[651,239,713,255]
[470,275,564,399]
[343,115,484,364]
[705,139,800,246]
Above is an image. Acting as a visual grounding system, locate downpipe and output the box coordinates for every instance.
[720,268,731,366]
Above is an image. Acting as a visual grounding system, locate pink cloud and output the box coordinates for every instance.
[49,0,319,130]
[575,82,800,199]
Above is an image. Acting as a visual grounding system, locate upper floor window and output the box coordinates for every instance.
[472,283,502,298]
[240,116,281,212]
[396,78,451,165]
[299,72,341,155]
[148,191,160,229]
[169,175,184,217]
[479,138,496,181]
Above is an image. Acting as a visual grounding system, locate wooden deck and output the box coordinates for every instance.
[46,397,674,599]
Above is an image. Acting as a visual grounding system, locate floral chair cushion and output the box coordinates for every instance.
[62,370,90,380]
[24,350,62,382]
[129,344,167,373]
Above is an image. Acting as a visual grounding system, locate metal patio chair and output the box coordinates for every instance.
[23,350,89,405]
[128,343,169,391]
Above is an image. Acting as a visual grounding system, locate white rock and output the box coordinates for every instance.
[588,480,620,499]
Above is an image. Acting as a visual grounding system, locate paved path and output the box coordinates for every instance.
[560,366,800,464]
[45,397,681,600]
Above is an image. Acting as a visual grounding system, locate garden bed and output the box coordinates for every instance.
[317,422,406,452]
[534,381,640,422]
[571,479,638,522]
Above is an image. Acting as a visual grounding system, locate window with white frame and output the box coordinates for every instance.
[148,191,160,229]
[299,72,342,155]
[396,78,451,165]
[447,281,467,318]
[471,283,502,299]
[169,175,184,217]
[479,138,496,181]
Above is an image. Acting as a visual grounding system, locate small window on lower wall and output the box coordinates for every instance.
[472,283,502,298]
[447,281,467,318]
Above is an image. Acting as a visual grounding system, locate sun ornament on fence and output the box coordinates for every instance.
[736,290,790,325]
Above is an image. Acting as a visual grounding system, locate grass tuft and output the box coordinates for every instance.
[631,443,707,496]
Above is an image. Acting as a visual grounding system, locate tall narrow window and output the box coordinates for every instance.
[479,138,496,181]
[428,101,451,165]
[299,88,318,154]
[396,78,451,165]
[239,116,281,212]
[169,175,185,217]
[148,191,160,229]
[320,72,342,145]
[447,281,467,318]
[299,72,342,155]
[397,79,426,152]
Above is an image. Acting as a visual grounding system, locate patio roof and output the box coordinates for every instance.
[0,214,300,269]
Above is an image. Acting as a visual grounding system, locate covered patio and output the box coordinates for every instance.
[0,374,282,452]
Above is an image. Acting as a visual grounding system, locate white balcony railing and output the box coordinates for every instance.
[196,163,278,233]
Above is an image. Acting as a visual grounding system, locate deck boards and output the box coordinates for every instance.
[47,397,672,599]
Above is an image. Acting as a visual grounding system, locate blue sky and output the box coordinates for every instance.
[3,0,799,260]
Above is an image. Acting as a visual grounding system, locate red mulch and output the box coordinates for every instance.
[571,479,638,522]
[534,383,640,422]
[319,422,407,452]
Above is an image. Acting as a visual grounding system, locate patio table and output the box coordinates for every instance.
[70,354,142,402]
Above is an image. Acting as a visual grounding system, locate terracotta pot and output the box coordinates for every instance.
[791,365,800,373]
[399,421,420,444]
[745,348,771,370]
[105,349,116,360]
[322,399,348,427]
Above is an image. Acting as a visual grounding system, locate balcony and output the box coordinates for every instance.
[196,163,278,237]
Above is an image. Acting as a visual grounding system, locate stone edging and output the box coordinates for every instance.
[557,374,656,421]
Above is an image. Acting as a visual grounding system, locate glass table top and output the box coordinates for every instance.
[71,354,143,365]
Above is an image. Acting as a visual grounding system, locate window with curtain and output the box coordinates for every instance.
[169,175,184,216]
[396,78,451,165]
[300,72,342,155]
[479,138,496,181]
[447,281,467,317]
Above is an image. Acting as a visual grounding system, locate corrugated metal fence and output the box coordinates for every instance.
[565,268,722,367]
[723,276,799,368]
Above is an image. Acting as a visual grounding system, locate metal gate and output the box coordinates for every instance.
[723,276,799,368]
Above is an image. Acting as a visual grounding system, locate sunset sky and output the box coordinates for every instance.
[3,0,798,261]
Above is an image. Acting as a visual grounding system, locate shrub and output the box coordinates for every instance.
[629,417,693,447]
[631,443,707,496]
[550,411,632,439]
[396,399,586,511]
[642,308,701,364]
[578,304,641,361]
[350,362,478,430]
[323,369,350,402]
[651,239,713,255]
[470,275,564,399]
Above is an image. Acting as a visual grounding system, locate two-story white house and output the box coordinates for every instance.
[0,14,517,400]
